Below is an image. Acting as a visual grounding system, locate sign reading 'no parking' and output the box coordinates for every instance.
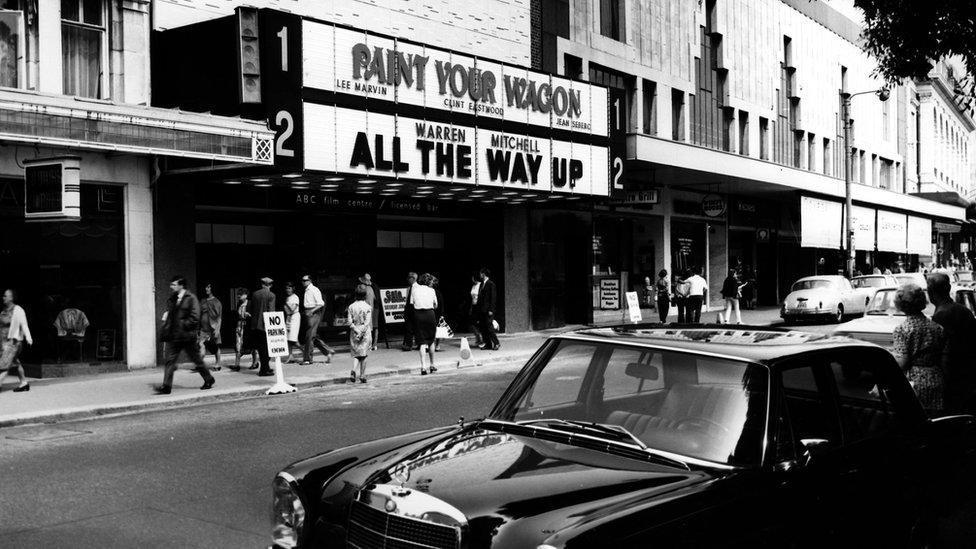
[263,312,289,358]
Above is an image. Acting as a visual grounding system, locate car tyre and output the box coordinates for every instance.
[834,305,844,324]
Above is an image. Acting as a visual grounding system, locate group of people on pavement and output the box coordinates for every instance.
[652,267,709,324]
[153,267,499,393]
[891,273,976,417]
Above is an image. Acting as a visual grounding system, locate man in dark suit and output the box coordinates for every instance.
[250,276,277,376]
[155,276,215,394]
[476,267,500,350]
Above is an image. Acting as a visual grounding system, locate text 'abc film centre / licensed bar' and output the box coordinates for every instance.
[152,6,623,342]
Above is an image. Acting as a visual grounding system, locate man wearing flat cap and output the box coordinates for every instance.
[249,276,276,376]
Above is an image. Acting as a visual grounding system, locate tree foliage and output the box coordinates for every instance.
[856,0,976,87]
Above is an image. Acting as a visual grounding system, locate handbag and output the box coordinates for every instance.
[435,316,454,339]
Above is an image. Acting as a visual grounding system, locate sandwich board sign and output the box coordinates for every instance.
[626,291,642,323]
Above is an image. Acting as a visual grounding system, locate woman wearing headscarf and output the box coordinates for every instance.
[199,283,223,370]
[0,289,33,392]
[891,284,946,414]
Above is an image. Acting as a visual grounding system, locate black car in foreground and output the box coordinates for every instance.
[270,326,976,548]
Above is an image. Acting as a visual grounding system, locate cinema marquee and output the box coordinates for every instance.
[264,12,611,197]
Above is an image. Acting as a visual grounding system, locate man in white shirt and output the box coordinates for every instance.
[684,266,708,323]
[301,274,334,364]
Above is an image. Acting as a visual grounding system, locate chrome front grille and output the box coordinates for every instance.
[347,500,460,549]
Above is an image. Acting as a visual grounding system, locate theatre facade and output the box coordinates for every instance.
[151,7,624,345]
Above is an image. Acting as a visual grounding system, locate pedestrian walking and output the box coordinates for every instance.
[476,267,500,350]
[673,270,690,323]
[300,274,334,365]
[154,276,215,394]
[655,270,672,323]
[467,272,483,347]
[347,285,372,383]
[283,282,302,363]
[891,284,946,415]
[358,273,381,350]
[198,283,223,370]
[401,272,419,351]
[0,289,32,392]
[412,273,439,375]
[720,269,743,324]
[685,266,708,324]
[232,288,257,371]
[250,277,276,376]
[431,275,445,352]
[928,273,976,414]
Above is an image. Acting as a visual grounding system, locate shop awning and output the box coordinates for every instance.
[0,89,274,165]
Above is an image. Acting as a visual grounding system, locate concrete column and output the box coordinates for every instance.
[503,206,530,333]
[707,221,728,312]
[120,0,151,104]
[124,169,156,369]
[37,0,63,94]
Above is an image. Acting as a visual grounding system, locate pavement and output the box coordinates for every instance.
[0,307,786,428]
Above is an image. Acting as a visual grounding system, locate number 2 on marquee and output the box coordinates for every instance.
[275,110,295,158]
[612,157,624,190]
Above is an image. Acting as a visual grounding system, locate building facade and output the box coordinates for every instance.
[535,0,970,311]
[0,0,272,375]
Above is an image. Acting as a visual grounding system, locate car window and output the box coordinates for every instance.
[866,289,936,316]
[828,360,898,442]
[792,279,831,291]
[602,347,665,400]
[852,277,886,288]
[778,365,839,459]
[523,343,594,409]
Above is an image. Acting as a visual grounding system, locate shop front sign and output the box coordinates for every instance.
[907,216,932,255]
[849,206,876,251]
[800,196,842,249]
[701,194,726,218]
[877,210,908,253]
[23,156,81,221]
[260,13,611,196]
[600,279,621,310]
[381,288,409,324]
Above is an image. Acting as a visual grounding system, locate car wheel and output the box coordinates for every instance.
[834,305,844,324]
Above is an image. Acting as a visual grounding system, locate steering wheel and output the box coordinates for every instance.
[675,416,730,435]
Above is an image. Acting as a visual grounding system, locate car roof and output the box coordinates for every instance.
[797,275,843,281]
[560,325,880,365]
[854,274,890,278]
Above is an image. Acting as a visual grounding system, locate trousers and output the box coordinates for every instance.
[162,339,214,388]
[303,312,333,362]
[686,295,704,323]
[478,312,499,349]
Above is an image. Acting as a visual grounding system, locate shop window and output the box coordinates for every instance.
[642,79,657,135]
[672,89,685,141]
[61,0,107,98]
[377,230,400,248]
[376,230,444,249]
[599,0,624,42]
[738,111,749,156]
[198,223,274,245]
[759,117,769,160]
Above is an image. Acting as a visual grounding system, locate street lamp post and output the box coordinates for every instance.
[840,87,889,278]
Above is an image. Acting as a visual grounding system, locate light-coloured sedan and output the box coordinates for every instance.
[851,274,898,303]
[781,275,868,324]
[832,287,976,348]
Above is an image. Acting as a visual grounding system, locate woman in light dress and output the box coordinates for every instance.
[283,282,302,363]
[199,283,223,370]
[0,289,33,392]
[347,285,372,383]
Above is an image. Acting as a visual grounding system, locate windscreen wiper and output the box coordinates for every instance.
[517,419,650,450]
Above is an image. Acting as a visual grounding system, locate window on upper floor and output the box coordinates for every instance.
[62,0,107,99]
[823,138,831,176]
[792,131,803,169]
[807,132,816,172]
[672,89,685,141]
[0,0,37,90]
[738,111,749,156]
[564,54,583,80]
[759,117,769,160]
[882,97,890,141]
[859,150,866,183]
[600,0,624,42]
[642,79,657,135]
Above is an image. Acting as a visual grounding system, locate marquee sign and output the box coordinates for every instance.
[261,12,610,196]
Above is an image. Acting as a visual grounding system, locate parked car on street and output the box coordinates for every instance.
[851,274,898,303]
[955,270,975,288]
[781,275,868,324]
[270,326,976,548]
[894,272,928,288]
[833,286,976,348]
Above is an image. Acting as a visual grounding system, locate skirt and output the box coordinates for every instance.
[0,339,22,371]
[349,324,372,359]
[414,309,437,346]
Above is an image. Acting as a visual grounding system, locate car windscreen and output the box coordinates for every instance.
[852,277,886,288]
[491,340,769,466]
[958,272,974,282]
[866,289,936,316]
[894,275,921,286]
[792,280,832,291]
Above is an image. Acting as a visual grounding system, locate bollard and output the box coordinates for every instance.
[457,336,473,369]
[266,356,297,395]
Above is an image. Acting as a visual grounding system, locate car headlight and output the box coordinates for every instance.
[272,473,306,549]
